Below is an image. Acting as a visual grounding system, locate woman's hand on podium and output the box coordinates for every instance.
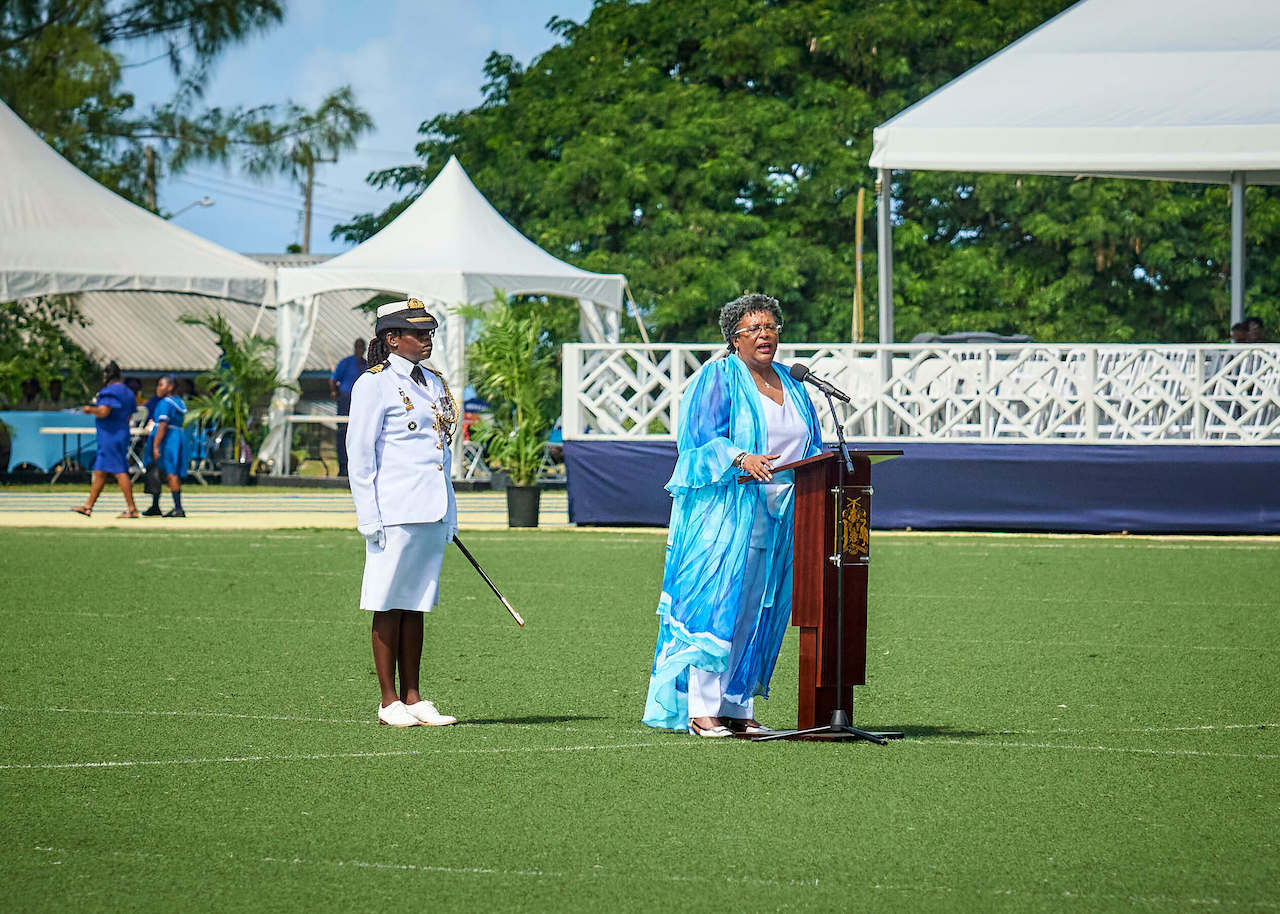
[735,451,781,482]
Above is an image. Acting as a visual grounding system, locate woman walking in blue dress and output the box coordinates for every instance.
[72,361,140,519]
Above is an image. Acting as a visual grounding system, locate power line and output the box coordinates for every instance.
[172,175,358,221]
[171,176,354,222]
[182,169,390,214]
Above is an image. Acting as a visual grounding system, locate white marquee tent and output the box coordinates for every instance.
[868,0,1280,342]
[265,155,626,474]
[0,100,274,304]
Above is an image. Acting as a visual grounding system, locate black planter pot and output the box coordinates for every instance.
[219,459,250,486]
[506,485,540,527]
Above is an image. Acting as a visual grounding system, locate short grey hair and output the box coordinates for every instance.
[719,293,783,350]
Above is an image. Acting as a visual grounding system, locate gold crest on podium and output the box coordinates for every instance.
[838,492,871,559]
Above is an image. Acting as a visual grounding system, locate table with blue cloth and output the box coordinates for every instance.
[0,411,97,472]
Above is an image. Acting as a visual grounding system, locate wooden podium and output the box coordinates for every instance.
[743,448,902,742]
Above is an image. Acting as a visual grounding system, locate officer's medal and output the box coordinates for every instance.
[431,375,458,447]
[398,386,419,430]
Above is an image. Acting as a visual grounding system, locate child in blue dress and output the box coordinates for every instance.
[141,374,189,517]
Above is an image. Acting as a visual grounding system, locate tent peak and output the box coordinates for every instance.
[0,99,274,302]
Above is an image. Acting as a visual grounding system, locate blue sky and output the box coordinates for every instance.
[122,1,595,254]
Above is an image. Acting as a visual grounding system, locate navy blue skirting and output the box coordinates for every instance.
[563,440,1280,534]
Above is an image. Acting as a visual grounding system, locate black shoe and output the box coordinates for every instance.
[141,505,163,516]
[164,508,186,518]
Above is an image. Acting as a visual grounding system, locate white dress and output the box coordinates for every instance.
[360,521,448,613]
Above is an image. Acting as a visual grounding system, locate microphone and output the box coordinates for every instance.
[789,363,851,403]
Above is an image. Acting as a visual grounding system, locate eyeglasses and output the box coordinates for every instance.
[734,322,782,338]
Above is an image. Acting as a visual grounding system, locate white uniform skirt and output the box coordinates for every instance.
[360,521,448,612]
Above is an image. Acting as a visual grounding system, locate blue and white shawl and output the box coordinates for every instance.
[641,354,823,731]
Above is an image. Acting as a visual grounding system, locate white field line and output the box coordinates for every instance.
[0,607,356,624]
[903,739,1280,761]
[5,733,1278,772]
[1000,722,1278,735]
[2,705,1273,739]
[0,741,713,771]
[0,705,371,725]
[876,533,1280,547]
[21,847,1280,908]
[892,592,1279,610]
[0,705,592,733]
[4,603,1274,654]
[884,634,1280,653]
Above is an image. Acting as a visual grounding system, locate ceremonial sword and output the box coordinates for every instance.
[452,534,525,627]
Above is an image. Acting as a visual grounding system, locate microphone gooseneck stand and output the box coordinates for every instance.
[756,390,902,745]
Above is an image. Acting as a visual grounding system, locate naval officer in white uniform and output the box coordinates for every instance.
[348,298,460,728]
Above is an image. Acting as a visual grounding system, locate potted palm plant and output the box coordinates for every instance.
[463,298,560,527]
[180,312,293,485]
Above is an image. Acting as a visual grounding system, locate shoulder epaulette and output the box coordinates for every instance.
[365,359,390,375]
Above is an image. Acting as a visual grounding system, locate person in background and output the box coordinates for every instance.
[17,378,40,409]
[1230,321,1250,343]
[1243,316,1268,343]
[141,374,189,517]
[331,338,367,477]
[72,361,140,518]
[142,375,171,422]
[36,377,69,411]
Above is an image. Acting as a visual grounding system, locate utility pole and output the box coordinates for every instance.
[144,145,157,211]
[301,154,337,254]
[302,158,314,253]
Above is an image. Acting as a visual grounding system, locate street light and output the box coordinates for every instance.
[167,197,214,219]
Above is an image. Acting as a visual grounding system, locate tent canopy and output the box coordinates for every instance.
[262,156,627,476]
[60,288,372,375]
[276,155,625,307]
[869,0,1280,184]
[0,100,274,303]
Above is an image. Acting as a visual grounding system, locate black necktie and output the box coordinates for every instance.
[410,365,426,386]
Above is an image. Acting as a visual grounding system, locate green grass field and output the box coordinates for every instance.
[2,528,1277,912]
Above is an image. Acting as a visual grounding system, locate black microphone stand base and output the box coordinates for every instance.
[752,709,903,745]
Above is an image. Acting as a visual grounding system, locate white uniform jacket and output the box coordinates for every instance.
[347,352,457,535]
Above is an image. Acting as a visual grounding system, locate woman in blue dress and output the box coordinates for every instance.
[72,361,140,518]
[642,294,824,737]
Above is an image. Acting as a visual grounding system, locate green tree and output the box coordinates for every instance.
[463,297,561,486]
[0,0,285,206]
[0,296,100,406]
[2,3,372,226]
[180,311,290,463]
[1,3,374,391]
[336,0,1277,344]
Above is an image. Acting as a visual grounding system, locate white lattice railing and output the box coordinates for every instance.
[561,343,1280,445]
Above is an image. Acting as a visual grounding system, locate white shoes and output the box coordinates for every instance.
[404,699,457,726]
[378,700,420,727]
